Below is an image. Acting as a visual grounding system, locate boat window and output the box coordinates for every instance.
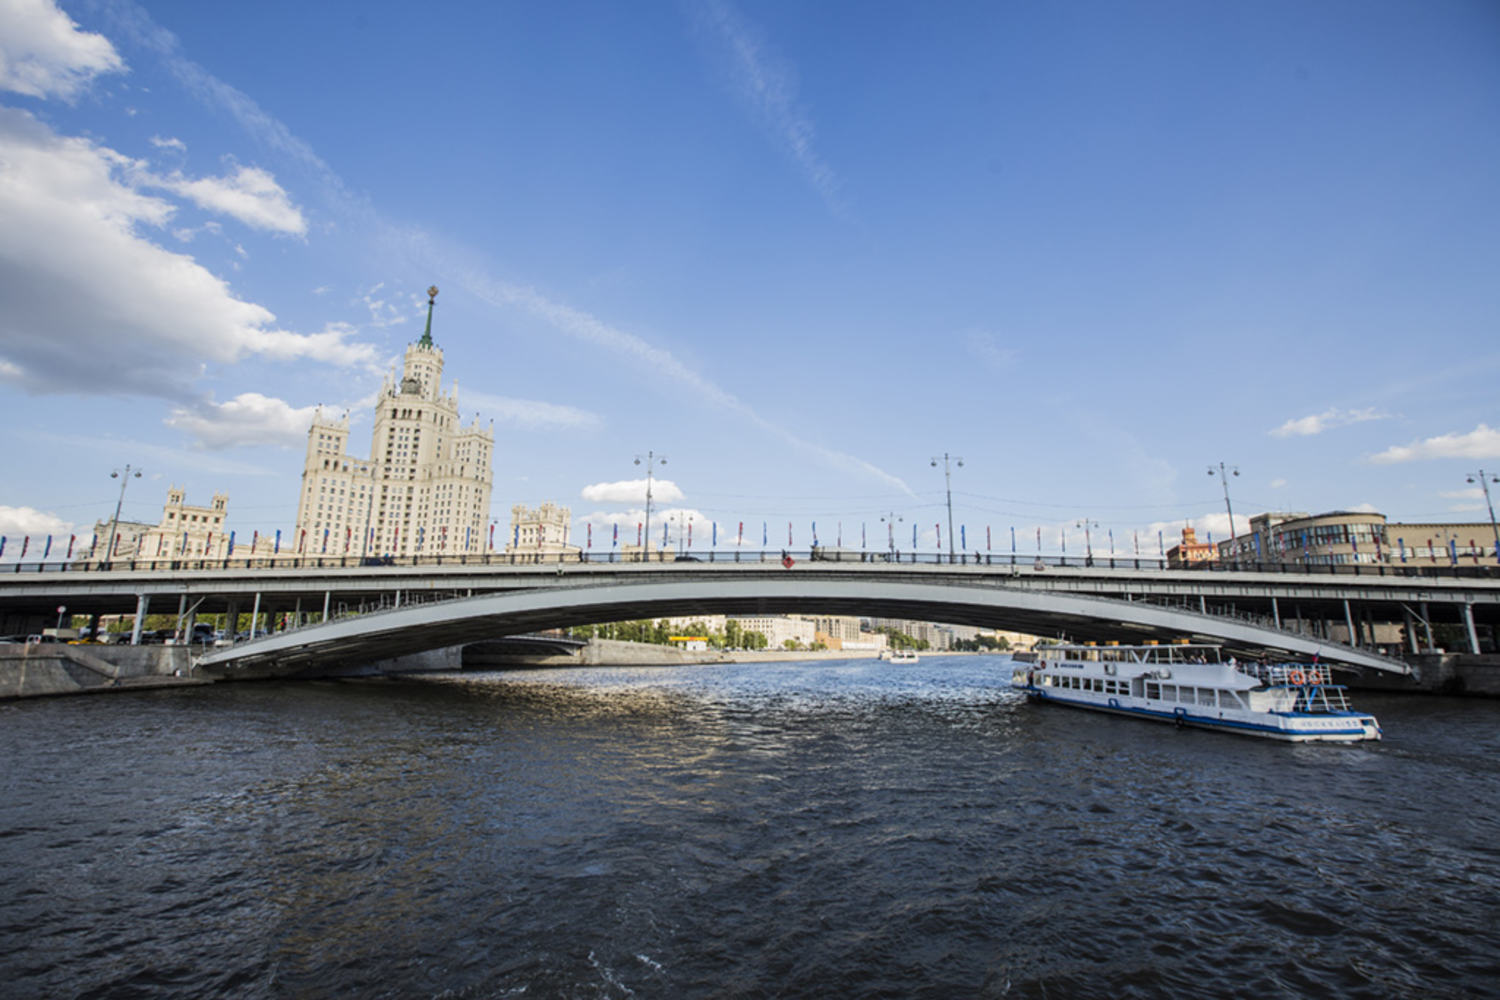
[1198,689,1218,707]
[1144,681,1159,699]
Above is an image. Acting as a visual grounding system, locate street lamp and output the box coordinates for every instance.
[1467,469,1500,561]
[1076,518,1100,566]
[634,451,666,563]
[1207,463,1240,566]
[107,464,142,561]
[881,511,903,556]
[931,453,963,562]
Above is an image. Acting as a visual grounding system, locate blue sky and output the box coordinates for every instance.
[2,0,1498,558]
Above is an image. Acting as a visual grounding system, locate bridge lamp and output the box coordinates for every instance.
[1207,463,1240,566]
[107,464,143,561]
[881,512,903,555]
[1467,470,1500,559]
[1076,519,1100,564]
[634,451,666,562]
[931,454,963,562]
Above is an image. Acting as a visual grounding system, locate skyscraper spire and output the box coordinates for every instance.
[419,284,438,347]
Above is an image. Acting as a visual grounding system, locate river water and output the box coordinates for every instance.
[2,655,1498,998]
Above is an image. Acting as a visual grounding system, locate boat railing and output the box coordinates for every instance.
[1240,662,1332,687]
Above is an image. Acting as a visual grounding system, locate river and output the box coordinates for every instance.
[2,655,1498,998]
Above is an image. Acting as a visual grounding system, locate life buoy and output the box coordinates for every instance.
[1288,670,1305,685]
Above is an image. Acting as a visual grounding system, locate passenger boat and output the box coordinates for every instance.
[878,648,919,663]
[1010,641,1381,742]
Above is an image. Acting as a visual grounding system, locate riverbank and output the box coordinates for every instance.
[0,643,207,699]
[463,637,970,669]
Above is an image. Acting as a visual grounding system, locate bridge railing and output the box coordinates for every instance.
[4,549,1498,579]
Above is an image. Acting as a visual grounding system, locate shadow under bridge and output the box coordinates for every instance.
[195,577,1410,676]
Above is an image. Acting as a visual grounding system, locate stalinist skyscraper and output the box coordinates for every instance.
[294,286,494,558]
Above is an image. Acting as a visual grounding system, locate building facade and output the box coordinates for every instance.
[505,502,577,555]
[135,487,230,562]
[1166,526,1218,568]
[294,288,494,559]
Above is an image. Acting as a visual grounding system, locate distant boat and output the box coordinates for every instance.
[1012,642,1380,742]
[883,648,919,664]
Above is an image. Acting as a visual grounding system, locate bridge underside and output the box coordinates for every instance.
[198,578,1408,677]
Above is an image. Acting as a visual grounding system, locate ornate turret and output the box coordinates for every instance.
[418,284,438,348]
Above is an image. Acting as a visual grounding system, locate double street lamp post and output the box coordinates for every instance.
[1208,463,1240,566]
[1468,470,1500,562]
[106,464,142,562]
[931,453,963,562]
[635,451,666,563]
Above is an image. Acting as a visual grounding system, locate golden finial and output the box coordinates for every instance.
[427,285,439,303]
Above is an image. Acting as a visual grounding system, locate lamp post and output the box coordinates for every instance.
[881,511,903,557]
[931,453,963,562]
[1468,469,1500,561]
[1076,518,1099,566]
[106,464,142,562]
[1207,463,1240,566]
[635,451,666,563]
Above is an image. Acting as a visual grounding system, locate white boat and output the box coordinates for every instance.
[879,648,920,663]
[1011,642,1381,742]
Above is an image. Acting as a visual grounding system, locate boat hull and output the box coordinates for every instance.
[1017,685,1381,742]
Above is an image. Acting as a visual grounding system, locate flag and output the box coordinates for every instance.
[662,521,668,546]
[156,534,165,557]
[67,535,75,559]
[205,531,212,556]
[762,522,767,546]
[912,524,917,548]
[228,530,236,555]
[180,531,188,556]
[43,535,52,558]
[961,525,966,550]
[811,521,817,547]
[1398,537,1407,563]
[299,529,307,554]
[1037,527,1042,552]
[837,522,841,547]
[252,530,258,553]
[612,524,619,547]
[637,523,642,547]
[275,529,282,554]
[712,521,718,546]
[489,523,496,550]
[1133,530,1139,555]
[861,522,866,548]
[18,537,25,558]
[587,523,592,548]
[1108,528,1115,555]
[1449,538,1458,565]
[393,525,400,549]
[322,529,329,553]
[1158,530,1164,556]
[936,524,941,550]
[1061,529,1066,553]
[0,537,6,557]
[688,520,693,547]
[788,522,793,546]
[346,527,352,553]
[515,524,520,548]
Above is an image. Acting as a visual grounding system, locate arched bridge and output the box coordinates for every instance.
[195,575,1409,677]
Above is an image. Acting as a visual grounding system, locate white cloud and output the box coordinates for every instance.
[359,281,408,327]
[1440,488,1483,501]
[0,0,123,100]
[966,330,1019,372]
[0,504,74,541]
[458,388,600,431]
[581,478,685,505]
[1270,407,1385,438]
[153,164,307,235]
[1269,478,1288,489]
[1348,502,1381,514]
[164,393,321,448]
[693,0,843,212]
[149,134,186,152]
[1369,424,1500,464]
[0,109,378,397]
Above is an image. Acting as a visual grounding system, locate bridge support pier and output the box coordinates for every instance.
[249,592,261,639]
[130,594,149,646]
[1464,602,1481,655]
[1271,596,1281,629]
[1403,605,1419,655]
[1421,601,1435,650]
[322,591,331,623]
[1344,600,1357,648]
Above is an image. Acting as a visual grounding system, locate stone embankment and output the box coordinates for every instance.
[464,637,947,669]
[1351,652,1500,697]
[0,643,208,700]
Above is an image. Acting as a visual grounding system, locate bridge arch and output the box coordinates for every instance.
[197,577,1408,676]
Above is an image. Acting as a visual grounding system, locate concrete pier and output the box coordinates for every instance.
[0,643,206,699]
